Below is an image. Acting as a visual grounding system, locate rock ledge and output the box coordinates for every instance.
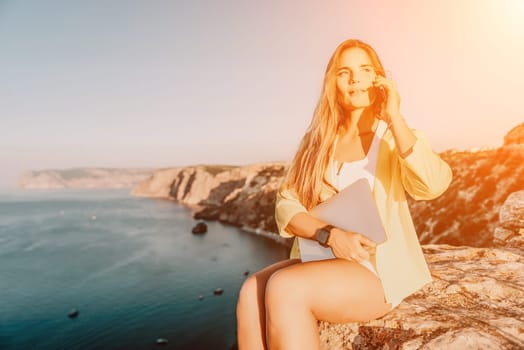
[318,244,523,350]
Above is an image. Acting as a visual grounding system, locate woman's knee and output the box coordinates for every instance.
[238,260,302,320]
[237,275,260,314]
[264,268,301,312]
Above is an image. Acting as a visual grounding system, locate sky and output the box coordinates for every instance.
[1,0,523,188]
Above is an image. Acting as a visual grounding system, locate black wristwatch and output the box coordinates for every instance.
[315,224,335,247]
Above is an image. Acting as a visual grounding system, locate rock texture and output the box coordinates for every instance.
[18,168,154,189]
[409,140,524,247]
[504,122,524,146]
[494,190,524,255]
[132,167,188,198]
[318,244,524,350]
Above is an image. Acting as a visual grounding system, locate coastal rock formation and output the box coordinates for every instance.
[494,190,524,255]
[191,222,208,234]
[408,137,524,247]
[133,163,287,237]
[318,244,524,350]
[504,122,524,146]
[131,168,183,198]
[498,190,524,232]
[18,168,154,189]
[132,123,524,249]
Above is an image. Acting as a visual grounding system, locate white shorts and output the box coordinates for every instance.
[358,259,403,309]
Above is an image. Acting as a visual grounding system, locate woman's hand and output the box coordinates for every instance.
[372,74,401,124]
[328,228,377,262]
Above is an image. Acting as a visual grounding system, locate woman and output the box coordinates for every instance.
[236,39,452,350]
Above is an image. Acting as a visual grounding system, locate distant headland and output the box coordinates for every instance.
[18,167,154,189]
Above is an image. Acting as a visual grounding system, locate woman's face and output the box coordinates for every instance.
[335,47,378,111]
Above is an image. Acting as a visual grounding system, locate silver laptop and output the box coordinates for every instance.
[298,178,387,262]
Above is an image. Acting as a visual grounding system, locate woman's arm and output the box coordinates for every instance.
[373,76,453,201]
[274,188,322,239]
[275,188,376,262]
[388,113,417,158]
[388,114,453,200]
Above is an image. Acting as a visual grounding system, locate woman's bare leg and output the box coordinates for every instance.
[265,258,393,350]
[236,258,301,350]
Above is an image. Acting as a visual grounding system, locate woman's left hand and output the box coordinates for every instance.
[372,75,401,124]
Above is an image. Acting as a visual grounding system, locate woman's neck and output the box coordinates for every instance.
[339,107,377,137]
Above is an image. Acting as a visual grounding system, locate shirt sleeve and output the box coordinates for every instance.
[274,187,308,238]
[397,129,453,200]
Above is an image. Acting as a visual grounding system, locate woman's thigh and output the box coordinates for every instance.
[266,258,392,323]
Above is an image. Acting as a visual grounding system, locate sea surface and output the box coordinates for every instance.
[0,189,289,350]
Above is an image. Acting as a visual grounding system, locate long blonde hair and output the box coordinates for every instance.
[279,39,386,209]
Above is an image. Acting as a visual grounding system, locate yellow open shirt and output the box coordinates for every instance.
[274,128,453,305]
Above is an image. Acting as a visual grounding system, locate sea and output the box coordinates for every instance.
[0,189,289,350]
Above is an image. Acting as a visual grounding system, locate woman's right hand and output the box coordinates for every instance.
[328,228,377,262]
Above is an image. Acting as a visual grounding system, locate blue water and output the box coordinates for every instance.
[0,189,289,350]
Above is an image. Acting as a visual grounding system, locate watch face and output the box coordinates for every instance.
[317,229,330,245]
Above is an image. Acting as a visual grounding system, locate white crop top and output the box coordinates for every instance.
[332,120,387,191]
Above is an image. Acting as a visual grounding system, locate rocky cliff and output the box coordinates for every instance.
[132,124,524,249]
[19,168,154,189]
[132,162,288,235]
[409,139,523,247]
